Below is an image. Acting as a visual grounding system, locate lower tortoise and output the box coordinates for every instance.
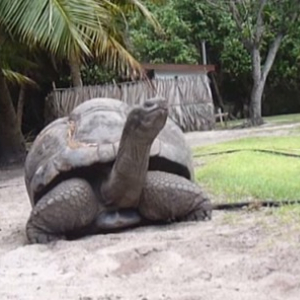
[24,97,212,244]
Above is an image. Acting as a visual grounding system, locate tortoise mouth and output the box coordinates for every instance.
[143,100,168,121]
[141,106,168,132]
[143,98,168,113]
[146,105,168,118]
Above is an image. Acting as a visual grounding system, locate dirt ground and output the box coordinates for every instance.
[1,123,300,300]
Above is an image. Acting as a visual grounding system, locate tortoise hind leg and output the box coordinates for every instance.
[138,171,212,223]
[26,178,99,244]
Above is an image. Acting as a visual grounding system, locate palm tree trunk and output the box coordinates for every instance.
[17,84,26,130]
[69,53,83,87]
[0,67,26,165]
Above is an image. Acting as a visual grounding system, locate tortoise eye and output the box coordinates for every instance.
[144,101,156,109]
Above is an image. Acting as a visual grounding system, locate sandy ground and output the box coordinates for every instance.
[1,123,300,300]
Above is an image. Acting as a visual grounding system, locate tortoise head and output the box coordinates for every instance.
[123,97,168,144]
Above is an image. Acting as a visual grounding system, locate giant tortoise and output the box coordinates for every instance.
[24,97,212,244]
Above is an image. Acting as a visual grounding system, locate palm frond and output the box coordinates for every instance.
[104,0,162,33]
[117,0,162,30]
[0,0,161,77]
[0,0,110,58]
[92,33,145,77]
[88,0,163,77]
[2,69,38,87]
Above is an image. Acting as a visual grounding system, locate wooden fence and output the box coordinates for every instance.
[45,75,215,132]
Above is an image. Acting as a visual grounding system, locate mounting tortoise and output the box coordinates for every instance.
[24,97,212,244]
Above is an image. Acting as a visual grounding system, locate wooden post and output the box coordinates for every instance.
[201,41,207,65]
[217,107,224,126]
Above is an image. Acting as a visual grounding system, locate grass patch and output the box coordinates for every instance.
[215,118,241,129]
[289,125,300,134]
[269,204,300,221]
[264,113,300,125]
[193,136,300,156]
[194,137,300,203]
[216,113,300,129]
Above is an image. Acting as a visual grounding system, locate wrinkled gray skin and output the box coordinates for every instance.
[25,97,212,244]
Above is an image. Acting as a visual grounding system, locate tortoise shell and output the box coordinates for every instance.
[25,98,194,206]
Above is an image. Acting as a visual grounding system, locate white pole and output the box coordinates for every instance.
[201,41,207,65]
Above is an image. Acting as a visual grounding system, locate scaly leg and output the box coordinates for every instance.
[26,178,144,244]
[26,178,99,244]
[138,171,212,223]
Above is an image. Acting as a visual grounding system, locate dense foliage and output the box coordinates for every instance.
[1,0,300,164]
[0,0,160,164]
[128,0,300,117]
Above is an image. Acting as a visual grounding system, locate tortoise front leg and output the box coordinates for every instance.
[26,178,99,244]
[26,178,144,244]
[138,171,212,223]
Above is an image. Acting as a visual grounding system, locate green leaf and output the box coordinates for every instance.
[2,69,38,87]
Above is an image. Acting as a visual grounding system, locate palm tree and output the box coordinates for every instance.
[0,29,39,165]
[1,0,160,86]
[0,0,160,165]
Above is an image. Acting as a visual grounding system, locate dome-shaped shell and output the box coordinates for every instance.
[25,98,194,207]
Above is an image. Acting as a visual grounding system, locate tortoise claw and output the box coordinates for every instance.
[183,199,213,222]
[26,221,65,244]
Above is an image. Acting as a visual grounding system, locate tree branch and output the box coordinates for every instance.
[261,32,284,82]
[241,0,254,42]
[254,0,267,46]
[228,0,252,51]
[228,0,243,32]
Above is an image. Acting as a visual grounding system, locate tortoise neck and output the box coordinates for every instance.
[101,135,152,208]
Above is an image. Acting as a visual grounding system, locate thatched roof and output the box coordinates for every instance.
[45,75,215,132]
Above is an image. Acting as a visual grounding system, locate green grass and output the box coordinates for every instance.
[290,125,300,134]
[216,113,300,129]
[264,113,300,125]
[194,136,300,203]
[193,136,300,156]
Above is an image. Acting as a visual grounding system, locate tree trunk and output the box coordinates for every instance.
[17,84,25,131]
[69,53,83,87]
[0,68,26,166]
[249,46,264,126]
[249,79,264,126]
[249,32,283,126]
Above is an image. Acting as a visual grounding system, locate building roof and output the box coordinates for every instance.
[141,63,215,72]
